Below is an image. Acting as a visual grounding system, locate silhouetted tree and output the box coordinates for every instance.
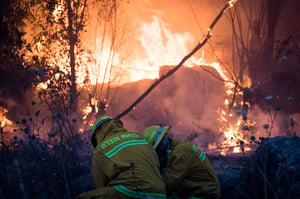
[228,0,287,105]
[0,0,34,112]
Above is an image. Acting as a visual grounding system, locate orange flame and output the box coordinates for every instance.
[0,107,12,128]
[210,75,256,155]
[24,1,257,155]
[228,0,238,8]
[81,12,257,154]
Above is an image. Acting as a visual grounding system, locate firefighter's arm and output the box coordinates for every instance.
[91,150,108,187]
[164,148,190,193]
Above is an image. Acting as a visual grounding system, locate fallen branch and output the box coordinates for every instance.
[115,0,238,119]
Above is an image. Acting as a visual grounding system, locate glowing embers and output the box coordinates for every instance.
[0,107,12,128]
[228,0,238,8]
[216,108,255,155]
[210,77,257,156]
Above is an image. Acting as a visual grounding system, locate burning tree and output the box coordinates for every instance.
[1,0,299,198]
[23,0,128,126]
[26,0,90,111]
[0,1,128,197]
[81,0,128,120]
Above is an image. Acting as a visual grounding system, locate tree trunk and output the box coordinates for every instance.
[67,0,78,111]
[248,0,285,84]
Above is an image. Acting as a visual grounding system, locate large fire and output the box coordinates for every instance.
[1,0,256,155]
[80,0,252,155]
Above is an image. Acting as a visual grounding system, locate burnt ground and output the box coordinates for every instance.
[1,134,299,199]
[210,136,300,199]
[70,136,300,199]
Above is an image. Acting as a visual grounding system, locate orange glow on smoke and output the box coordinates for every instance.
[78,14,224,85]
[67,2,255,154]
[19,0,255,155]
[47,0,234,86]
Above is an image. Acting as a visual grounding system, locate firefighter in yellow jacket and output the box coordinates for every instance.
[143,125,220,199]
[76,116,166,199]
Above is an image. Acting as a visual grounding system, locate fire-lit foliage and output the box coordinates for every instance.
[1,0,300,198]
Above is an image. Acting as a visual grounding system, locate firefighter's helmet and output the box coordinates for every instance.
[92,116,113,135]
[142,125,170,149]
[91,116,112,146]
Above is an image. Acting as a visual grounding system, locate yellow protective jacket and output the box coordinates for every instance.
[91,119,166,198]
[165,140,220,199]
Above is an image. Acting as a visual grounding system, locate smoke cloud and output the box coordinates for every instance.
[105,65,226,146]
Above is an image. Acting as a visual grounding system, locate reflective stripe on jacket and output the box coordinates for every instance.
[92,120,166,198]
[164,140,220,199]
